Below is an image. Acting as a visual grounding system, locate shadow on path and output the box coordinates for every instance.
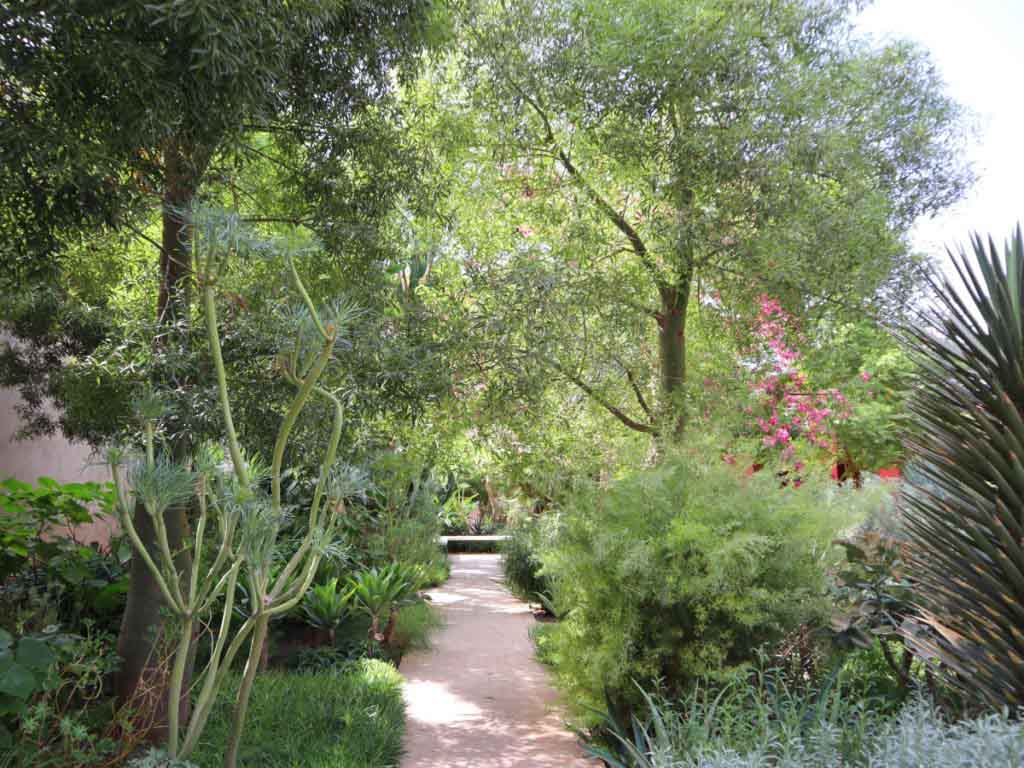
[400,554,595,768]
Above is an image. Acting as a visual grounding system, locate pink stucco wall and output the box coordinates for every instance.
[1,386,118,547]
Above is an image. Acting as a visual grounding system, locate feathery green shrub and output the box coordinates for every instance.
[538,451,867,715]
[501,518,550,600]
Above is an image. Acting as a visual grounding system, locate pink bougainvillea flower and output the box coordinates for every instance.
[860,371,872,382]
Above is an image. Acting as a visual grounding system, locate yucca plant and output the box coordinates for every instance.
[898,226,1024,707]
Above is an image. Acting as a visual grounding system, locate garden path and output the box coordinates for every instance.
[400,553,595,768]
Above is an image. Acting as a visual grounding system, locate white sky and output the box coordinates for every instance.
[856,1,1024,262]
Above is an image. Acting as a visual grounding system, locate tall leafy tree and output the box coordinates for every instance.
[462,0,971,437]
[0,0,436,719]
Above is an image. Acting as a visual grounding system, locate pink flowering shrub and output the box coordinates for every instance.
[744,295,852,467]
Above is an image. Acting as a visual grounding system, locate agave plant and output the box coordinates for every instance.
[581,687,677,768]
[898,226,1024,707]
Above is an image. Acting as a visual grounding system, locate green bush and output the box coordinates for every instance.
[501,519,549,599]
[389,601,443,656]
[0,478,128,637]
[2,627,142,767]
[539,452,865,715]
[189,660,404,768]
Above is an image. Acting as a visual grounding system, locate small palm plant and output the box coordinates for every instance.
[302,578,351,643]
[347,564,422,651]
[898,226,1024,707]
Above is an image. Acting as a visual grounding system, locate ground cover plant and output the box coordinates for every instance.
[584,678,1024,768]
[188,660,405,768]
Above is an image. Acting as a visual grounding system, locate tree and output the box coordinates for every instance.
[461,0,971,438]
[0,0,436,722]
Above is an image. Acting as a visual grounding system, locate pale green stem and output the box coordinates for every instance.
[224,613,270,768]
[152,501,186,608]
[113,495,179,611]
[166,615,193,758]
[270,391,343,599]
[189,481,208,607]
[270,336,335,512]
[268,550,326,616]
[195,504,238,610]
[145,422,155,469]
[287,255,328,341]
[182,613,257,761]
[196,555,241,616]
[180,562,242,758]
[204,285,250,489]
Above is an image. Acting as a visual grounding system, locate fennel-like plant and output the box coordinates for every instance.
[109,210,358,767]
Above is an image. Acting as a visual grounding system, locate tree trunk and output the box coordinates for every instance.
[657,278,690,437]
[115,140,197,735]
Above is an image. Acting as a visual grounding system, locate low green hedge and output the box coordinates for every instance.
[443,537,505,554]
[190,659,404,768]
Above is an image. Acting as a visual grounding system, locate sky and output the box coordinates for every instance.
[856,0,1024,262]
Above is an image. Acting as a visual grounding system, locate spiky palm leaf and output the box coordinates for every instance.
[899,226,1024,707]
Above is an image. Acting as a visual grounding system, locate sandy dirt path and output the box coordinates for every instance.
[400,553,595,768]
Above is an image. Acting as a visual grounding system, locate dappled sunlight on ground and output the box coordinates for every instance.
[400,554,595,768]
[404,679,484,725]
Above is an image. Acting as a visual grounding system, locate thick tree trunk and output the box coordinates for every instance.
[114,501,192,735]
[115,141,197,736]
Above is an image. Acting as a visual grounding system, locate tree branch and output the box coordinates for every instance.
[123,220,167,258]
[495,66,665,287]
[617,358,654,419]
[548,359,659,435]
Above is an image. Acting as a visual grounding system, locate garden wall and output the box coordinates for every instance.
[0,385,117,547]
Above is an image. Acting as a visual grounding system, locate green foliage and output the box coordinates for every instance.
[289,646,360,675]
[898,228,1024,707]
[0,479,113,581]
[356,453,451,586]
[126,749,198,768]
[447,0,971,440]
[347,564,423,652]
[438,486,479,535]
[537,450,867,714]
[188,661,405,768]
[584,685,1024,768]
[390,601,443,653]
[0,628,60,747]
[501,519,550,600]
[301,579,351,634]
[10,630,131,767]
[830,531,914,651]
